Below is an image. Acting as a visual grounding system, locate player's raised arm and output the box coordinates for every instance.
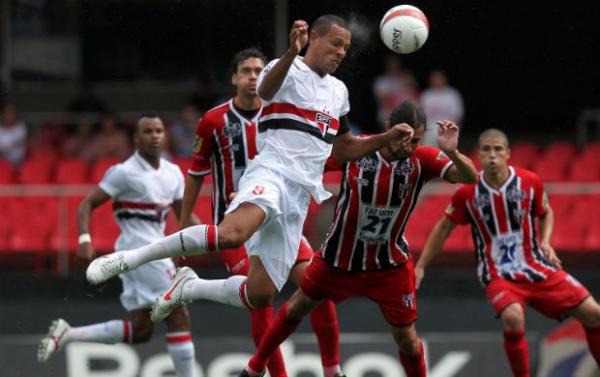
[258,20,308,101]
[415,216,457,289]
[331,121,414,163]
[77,188,111,265]
[437,120,477,184]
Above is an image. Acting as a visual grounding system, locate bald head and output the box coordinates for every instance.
[478,128,509,149]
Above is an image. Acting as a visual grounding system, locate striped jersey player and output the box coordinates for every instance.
[415,128,600,376]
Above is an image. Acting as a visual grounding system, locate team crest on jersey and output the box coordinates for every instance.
[316,113,332,136]
[192,135,203,154]
[401,294,414,309]
[436,151,447,160]
[506,186,527,203]
[395,159,415,176]
[512,208,526,224]
[357,156,378,172]
[223,122,242,138]
[473,193,491,208]
[397,182,412,200]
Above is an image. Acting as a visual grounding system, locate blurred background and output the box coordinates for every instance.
[1,0,600,376]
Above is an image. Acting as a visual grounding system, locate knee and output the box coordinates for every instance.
[218,224,249,249]
[248,290,276,309]
[501,305,525,331]
[131,321,154,344]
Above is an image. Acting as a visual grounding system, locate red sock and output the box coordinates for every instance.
[398,340,426,377]
[310,300,340,369]
[584,324,600,366]
[250,306,287,377]
[503,329,529,377]
[248,303,301,374]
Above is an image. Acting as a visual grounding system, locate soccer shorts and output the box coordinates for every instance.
[119,258,176,312]
[226,165,311,291]
[485,270,590,320]
[219,236,314,276]
[301,253,417,326]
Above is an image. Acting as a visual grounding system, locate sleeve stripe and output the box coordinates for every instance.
[188,169,211,176]
[440,160,454,179]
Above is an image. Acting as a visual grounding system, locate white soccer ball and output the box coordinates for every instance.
[380,5,429,54]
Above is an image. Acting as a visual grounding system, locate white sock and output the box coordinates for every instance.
[66,320,131,344]
[124,225,218,269]
[166,332,198,377]
[182,275,247,308]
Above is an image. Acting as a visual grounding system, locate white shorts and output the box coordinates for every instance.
[119,258,176,312]
[226,165,311,291]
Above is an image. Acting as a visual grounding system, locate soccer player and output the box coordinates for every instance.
[38,113,199,377]
[415,128,600,376]
[87,14,412,360]
[238,100,477,377]
[179,47,343,377]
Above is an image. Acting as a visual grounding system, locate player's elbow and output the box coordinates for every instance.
[257,85,274,102]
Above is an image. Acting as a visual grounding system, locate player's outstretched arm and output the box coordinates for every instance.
[415,216,457,289]
[331,123,414,163]
[437,120,477,184]
[179,174,204,228]
[77,188,111,266]
[258,20,309,101]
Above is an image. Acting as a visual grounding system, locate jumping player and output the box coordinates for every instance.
[179,47,343,377]
[38,113,199,377]
[415,128,600,376]
[86,15,413,370]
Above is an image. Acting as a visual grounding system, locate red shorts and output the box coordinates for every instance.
[300,253,417,326]
[220,236,314,276]
[485,270,590,320]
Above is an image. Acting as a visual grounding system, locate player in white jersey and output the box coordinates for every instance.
[86,15,413,337]
[38,113,199,377]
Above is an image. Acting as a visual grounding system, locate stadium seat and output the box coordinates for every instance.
[543,141,577,161]
[532,159,567,182]
[567,158,600,182]
[54,159,90,184]
[0,159,14,184]
[90,158,119,183]
[90,202,119,253]
[581,141,600,160]
[509,141,540,170]
[18,157,53,184]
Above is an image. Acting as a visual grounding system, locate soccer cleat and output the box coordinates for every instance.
[150,267,198,322]
[86,252,129,285]
[37,318,70,362]
[333,374,347,377]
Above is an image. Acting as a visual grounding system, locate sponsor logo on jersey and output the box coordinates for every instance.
[223,122,242,138]
[506,186,527,203]
[473,193,491,208]
[358,157,379,172]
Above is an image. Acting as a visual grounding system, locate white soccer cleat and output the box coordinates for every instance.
[86,252,129,285]
[37,318,70,362]
[151,267,198,322]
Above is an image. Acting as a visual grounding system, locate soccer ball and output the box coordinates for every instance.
[380,5,429,54]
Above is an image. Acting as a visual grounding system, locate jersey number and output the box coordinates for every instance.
[363,215,392,236]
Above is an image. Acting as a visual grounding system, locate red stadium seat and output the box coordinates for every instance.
[581,142,600,160]
[90,202,119,253]
[532,159,567,182]
[54,159,90,184]
[569,156,600,182]
[18,157,53,184]
[543,141,577,161]
[0,159,14,184]
[90,158,119,183]
[509,142,540,170]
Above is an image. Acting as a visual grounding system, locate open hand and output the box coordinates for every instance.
[437,120,459,154]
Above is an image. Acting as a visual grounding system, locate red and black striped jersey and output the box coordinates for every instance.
[189,99,260,224]
[321,145,453,271]
[445,167,556,286]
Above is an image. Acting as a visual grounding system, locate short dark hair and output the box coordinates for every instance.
[310,15,348,36]
[136,111,162,132]
[230,48,267,75]
[388,100,427,131]
[478,128,510,148]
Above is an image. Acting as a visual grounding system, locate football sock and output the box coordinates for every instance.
[67,320,131,344]
[503,329,529,377]
[181,275,247,308]
[250,306,287,377]
[166,332,198,377]
[310,300,341,375]
[398,340,427,377]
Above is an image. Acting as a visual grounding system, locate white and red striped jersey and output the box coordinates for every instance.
[99,152,184,250]
[189,99,261,224]
[255,57,350,203]
[445,167,556,286]
[321,145,453,271]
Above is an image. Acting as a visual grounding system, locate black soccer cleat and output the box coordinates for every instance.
[239,369,265,377]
